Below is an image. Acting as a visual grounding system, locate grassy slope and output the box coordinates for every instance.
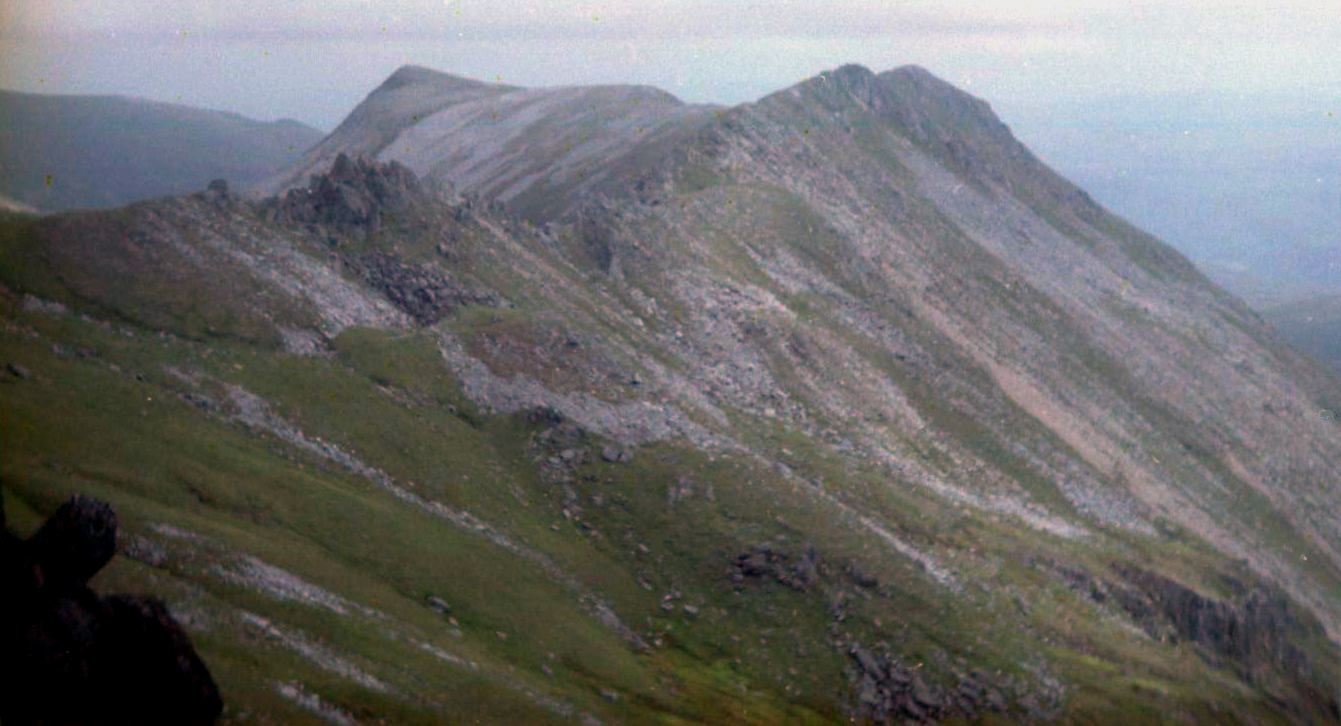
[2,241,1332,722]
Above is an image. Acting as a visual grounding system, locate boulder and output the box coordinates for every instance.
[0,494,222,724]
[26,494,117,587]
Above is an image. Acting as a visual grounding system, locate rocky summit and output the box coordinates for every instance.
[1,63,1339,724]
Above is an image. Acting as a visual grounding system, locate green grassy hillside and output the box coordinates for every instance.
[1,210,1335,723]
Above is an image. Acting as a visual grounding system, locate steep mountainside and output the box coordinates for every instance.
[0,90,322,212]
[1266,294,1341,375]
[3,65,1339,724]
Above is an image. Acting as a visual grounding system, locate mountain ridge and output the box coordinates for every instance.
[259,62,1341,650]
[3,63,1340,723]
[0,87,317,129]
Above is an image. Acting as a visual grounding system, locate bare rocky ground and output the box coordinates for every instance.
[1,63,1339,723]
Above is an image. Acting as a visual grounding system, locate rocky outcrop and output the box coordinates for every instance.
[1113,567,1313,682]
[724,538,1043,723]
[1047,559,1340,717]
[0,495,222,725]
[730,543,822,592]
[24,494,118,585]
[261,156,500,325]
[847,644,1013,724]
[264,153,427,239]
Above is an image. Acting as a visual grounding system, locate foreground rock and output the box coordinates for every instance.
[0,494,222,725]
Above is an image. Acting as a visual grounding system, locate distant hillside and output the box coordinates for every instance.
[0,90,322,212]
[1266,294,1341,374]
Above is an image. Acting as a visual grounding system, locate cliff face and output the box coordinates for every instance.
[2,64,1339,723]
[1050,559,1337,717]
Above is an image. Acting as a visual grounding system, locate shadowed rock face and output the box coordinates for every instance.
[731,543,821,591]
[26,494,118,586]
[1114,568,1312,683]
[1046,559,1340,719]
[0,494,222,725]
[847,644,1017,724]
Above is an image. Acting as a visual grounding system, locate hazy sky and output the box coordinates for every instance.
[4,1,1339,130]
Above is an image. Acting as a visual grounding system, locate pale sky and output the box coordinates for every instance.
[3,1,1339,130]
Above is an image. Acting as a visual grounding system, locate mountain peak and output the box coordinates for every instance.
[827,63,876,83]
[799,63,875,90]
[376,65,509,94]
[774,63,882,110]
[882,63,936,80]
[882,67,1026,180]
[253,66,517,196]
[767,63,998,134]
[885,65,973,102]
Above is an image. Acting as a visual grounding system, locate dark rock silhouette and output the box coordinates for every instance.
[0,494,223,725]
[26,494,118,587]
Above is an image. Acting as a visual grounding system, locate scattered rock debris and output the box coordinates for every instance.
[730,543,822,592]
[848,642,1013,724]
